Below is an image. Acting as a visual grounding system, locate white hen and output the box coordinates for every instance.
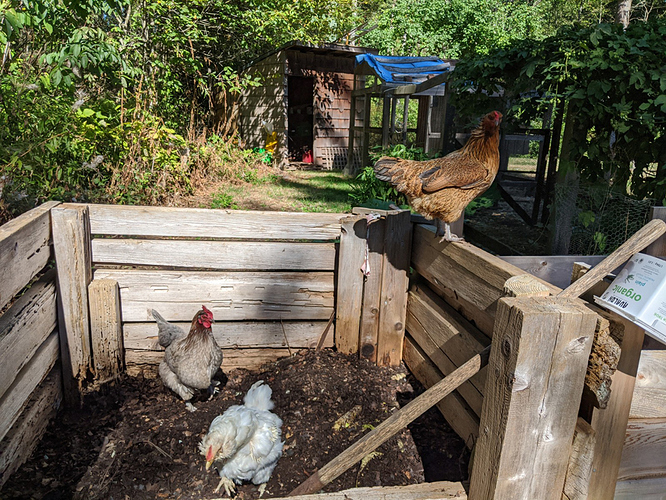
[200,380,284,497]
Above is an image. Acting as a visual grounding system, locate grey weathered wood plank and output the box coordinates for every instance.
[0,201,59,311]
[335,216,366,355]
[271,480,467,500]
[92,239,337,271]
[93,269,334,322]
[629,350,666,418]
[0,367,61,488]
[0,332,59,443]
[0,269,57,401]
[469,296,596,500]
[614,477,666,499]
[501,255,607,289]
[88,280,124,383]
[87,204,344,240]
[562,418,596,500]
[358,217,385,362]
[617,418,666,482]
[51,204,93,403]
[124,321,334,350]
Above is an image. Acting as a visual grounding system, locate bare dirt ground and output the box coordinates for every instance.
[1,350,469,500]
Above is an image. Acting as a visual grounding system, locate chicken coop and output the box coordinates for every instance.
[238,41,377,170]
[1,202,665,499]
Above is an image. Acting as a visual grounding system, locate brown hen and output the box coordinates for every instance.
[374,110,502,242]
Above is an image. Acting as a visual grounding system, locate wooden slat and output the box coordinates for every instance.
[0,201,59,311]
[93,269,334,322]
[469,296,596,500]
[563,418,596,500]
[403,335,479,446]
[0,366,61,487]
[124,348,293,374]
[335,216,366,355]
[0,332,59,443]
[87,204,344,240]
[411,224,558,337]
[51,204,93,403]
[645,206,666,256]
[617,418,666,482]
[630,350,666,418]
[92,239,337,271]
[272,480,467,500]
[588,320,645,499]
[376,211,412,366]
[88,280,124,383]
[0,269,57,401]
[358,217,385,362]
[124,321,334,350]
[501,255,607,289]
[614,477,666,499]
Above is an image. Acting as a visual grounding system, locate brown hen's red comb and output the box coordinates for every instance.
[202,305,213,318]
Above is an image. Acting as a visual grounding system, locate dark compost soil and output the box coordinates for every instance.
[1,350,469,500]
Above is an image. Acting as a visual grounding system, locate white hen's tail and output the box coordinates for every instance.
[244,380,274,411]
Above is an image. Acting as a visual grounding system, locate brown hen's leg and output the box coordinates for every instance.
[439,222,464,243]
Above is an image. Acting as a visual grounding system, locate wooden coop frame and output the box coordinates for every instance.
[1,202,665,499]
[344,55,454,176]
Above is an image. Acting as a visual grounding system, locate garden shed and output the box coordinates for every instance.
[239,42,377,170]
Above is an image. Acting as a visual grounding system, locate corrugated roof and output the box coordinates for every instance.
[355,54,452,86]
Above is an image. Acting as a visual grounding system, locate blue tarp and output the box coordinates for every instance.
[355,54,451,85]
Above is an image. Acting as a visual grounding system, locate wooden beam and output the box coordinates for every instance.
[617,418,666,482]
[88,279,124,384]
[0,201,59,311]
[93,269,334,322]
[376,211,412,366]
[644,206,666,256]
[335,215,366,355]
[92,239,337,271]
[51,204,93,405]
[469,296,597,500]
[629,349,666,418]
[272,480,467,500]
[0,269,57,401]
[388,72,449,96]
[87,204,344,241]
[562,418,596,500]
[500,255,607,290]
[359,217,385,362]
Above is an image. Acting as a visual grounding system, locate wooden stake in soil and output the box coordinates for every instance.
[288,345,490,496]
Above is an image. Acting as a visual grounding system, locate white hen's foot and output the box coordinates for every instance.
[214,476,236,496]
[185,401,197,412]
[257,483,268,497]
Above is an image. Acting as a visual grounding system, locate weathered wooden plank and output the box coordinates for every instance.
[614,477,666,499]
[125,347,292,375]
[562,418,596,500]
[501,255,607,289]
[0,366,61,487]
[87,204,344,240]
[335,216,366,355]
[272,480,467,500]
[588,320,645,500]
[358,217,385,362]
[0,332,59,443]
[644,206,666,257]
[0,201,59,311]
[411,224,558,337]
[469,296,596,500]
[376,211,412,367]
[93,269,334,322]
[617,418,666,482]
[88,280,124,383]
[92,239,337,271]
[51,204,92,403]
[0,269,57,401]
[630,350,666,418]
[403,335,479,446]
[124,321,334,350]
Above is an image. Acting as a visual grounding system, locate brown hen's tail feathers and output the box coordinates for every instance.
[373,156,400,182]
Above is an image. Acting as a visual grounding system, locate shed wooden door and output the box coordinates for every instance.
[288,76,314,162]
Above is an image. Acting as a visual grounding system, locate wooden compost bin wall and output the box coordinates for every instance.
[87,204,344,374]
[0,202,62,487]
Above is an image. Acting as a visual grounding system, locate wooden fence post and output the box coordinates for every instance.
[469,295,597,500]
[88,279,124,383]
[51,204,93,405]
[336,215,366,355]
[359,217,385,363]
[376,210,412,366]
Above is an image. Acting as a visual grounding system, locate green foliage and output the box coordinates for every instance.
[210,192,239,210]
[451,18,666,202]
